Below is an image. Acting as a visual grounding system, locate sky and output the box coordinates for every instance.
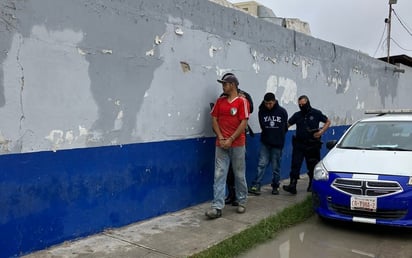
[231,0,412,58]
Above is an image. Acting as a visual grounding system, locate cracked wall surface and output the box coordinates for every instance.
[0,1,411,257]
[0,0,408,154]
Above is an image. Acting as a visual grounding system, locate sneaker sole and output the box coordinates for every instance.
[282,186,297,195]
[248,190,261,196]
[205,213,221,219]
[205,211,222,219]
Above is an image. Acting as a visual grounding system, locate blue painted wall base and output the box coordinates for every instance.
[0,126,348,257]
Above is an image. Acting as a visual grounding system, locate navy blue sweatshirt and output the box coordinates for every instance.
[258,101,288,148]
[288,106,328,141]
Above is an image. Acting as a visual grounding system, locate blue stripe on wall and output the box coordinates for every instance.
[0,125,348,257]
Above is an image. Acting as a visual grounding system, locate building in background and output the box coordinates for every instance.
[233,1,311,35]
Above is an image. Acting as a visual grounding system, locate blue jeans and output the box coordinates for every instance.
[212,146,247,209]
[252,144,282,189]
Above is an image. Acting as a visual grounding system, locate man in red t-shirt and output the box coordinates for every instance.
[205,73,250,219]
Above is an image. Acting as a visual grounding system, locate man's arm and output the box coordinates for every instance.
[220,119,248,149]
[212,116,224,140]
[314,118,331,138]
[230,119,248,141]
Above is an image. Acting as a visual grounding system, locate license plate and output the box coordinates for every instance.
[350,196,377,212]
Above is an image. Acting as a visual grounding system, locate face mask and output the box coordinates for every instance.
[299,103,310,113]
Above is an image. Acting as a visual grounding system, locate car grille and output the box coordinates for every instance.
[332,178,402,197]
[329,203,407,220]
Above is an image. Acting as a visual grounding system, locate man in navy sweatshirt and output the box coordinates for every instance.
[248,92,288,195]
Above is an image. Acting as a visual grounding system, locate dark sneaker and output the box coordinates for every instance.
[271,183,280,195]
[248,186,261,195]
[205,208,222,219]
[271,188,279,195]
[232,200,239,206]
[236,205,246,214]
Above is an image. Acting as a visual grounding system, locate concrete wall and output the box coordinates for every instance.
[0,0,409,256]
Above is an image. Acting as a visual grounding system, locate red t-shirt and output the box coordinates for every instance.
[211,96,250,147]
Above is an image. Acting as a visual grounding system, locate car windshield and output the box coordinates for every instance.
[338,121,412,151]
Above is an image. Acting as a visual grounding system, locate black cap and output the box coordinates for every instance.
[217,73,239,86]
[264,92,276,101]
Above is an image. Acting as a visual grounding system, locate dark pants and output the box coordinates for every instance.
[290,137,321,180]
[226,164,238,204]
[226,163,235,187]
[227,164,235,188]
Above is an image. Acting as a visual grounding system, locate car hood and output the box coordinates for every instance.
[322,148,412,176]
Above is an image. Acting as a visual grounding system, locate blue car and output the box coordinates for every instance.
[312,110,412,227]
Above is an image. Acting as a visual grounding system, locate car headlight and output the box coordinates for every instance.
[314,161,329,181]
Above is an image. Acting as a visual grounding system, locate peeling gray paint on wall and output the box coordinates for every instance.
[0,1,410,255]
[0,0,408,154]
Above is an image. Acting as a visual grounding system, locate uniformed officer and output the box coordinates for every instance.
[283,95,331,194]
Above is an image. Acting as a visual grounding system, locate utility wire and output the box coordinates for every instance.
[393,8,412,33]
[390,37,412,52]
[373,23,387,57]
[392,9,412,36]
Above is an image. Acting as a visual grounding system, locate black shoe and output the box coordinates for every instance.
[232,200,239,206]
[283,179,297,195]
[283,185,297,194]
[225,196,235,205]
[271,183,280,195]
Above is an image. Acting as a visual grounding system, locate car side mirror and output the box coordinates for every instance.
[326,140,338,150]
